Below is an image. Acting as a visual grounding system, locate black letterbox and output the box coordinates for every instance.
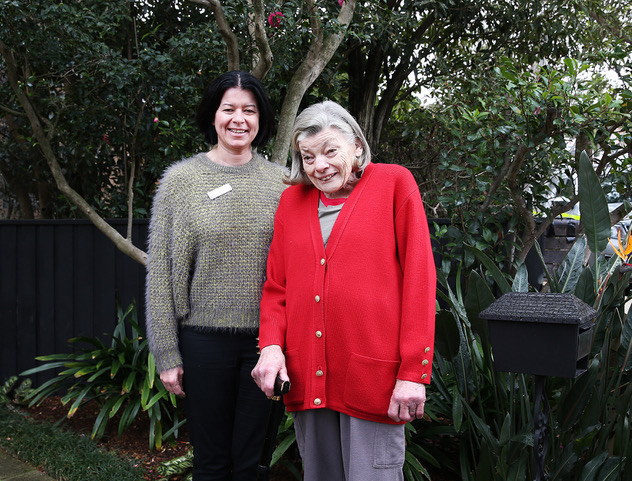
[479,292,597,379]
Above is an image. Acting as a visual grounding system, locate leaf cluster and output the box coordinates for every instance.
[427,154,632,479]
[20,299,184,450]
[0,0,220,218]
[401,53,631,274]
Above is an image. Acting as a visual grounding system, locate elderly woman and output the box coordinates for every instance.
[146,71,286,481]
[252,101,436,481]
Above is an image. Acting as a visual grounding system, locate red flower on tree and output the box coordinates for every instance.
[268,11,284,27]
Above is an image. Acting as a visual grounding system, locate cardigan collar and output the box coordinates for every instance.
[307,162,376,259]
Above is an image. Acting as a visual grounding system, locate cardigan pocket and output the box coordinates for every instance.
[283,349,304,405]
[343,352,399,417]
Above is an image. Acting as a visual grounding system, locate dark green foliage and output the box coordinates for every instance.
[429,154,632,479]
[0,376,32,406]
[0,0,217,218]
[20,300,184,450]
[156,447,193,481]
[0,404,145,481]
[417,55,631,278]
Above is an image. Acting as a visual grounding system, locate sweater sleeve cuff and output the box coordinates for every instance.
[258,317,287,351]
[397,345,433,384]
[154,350,183,374]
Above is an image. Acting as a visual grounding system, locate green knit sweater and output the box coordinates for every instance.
[145,151,287,373]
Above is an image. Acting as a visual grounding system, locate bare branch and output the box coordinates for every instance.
[126,96,145,241]
[306,0,322,39]
[479,150,513,212]
[506,144,532,222]
[372,11,436,147]
[0,104,25,117]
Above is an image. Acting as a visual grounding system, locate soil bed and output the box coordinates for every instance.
[21,396,455,480]
[21,396,190,479]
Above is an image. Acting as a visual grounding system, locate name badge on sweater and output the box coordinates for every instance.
[208,184,232,200]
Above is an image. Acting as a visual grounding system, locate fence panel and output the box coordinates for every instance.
[0,220,148,387]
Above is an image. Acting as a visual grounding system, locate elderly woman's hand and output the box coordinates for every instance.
[387,379,426,422]
[160,366,185,397]
[251,345,288,398]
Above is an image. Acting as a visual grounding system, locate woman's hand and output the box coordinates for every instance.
[160,366,185,397]
[251,345,288,398]
[387,379,426,422]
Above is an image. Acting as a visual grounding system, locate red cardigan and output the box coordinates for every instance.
[259,163,436,424]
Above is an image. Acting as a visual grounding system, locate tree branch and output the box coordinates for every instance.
[0,104,26,117]
[126,96,145,241]
[250,0,273,79]
[505,144,539,262]
[270,0,357,165]
[188,0,240,70]
[479,150,513,212]
[372,11,436,148]
[0,39,147,265]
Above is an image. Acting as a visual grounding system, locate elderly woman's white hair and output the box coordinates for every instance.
[287,101,372,185]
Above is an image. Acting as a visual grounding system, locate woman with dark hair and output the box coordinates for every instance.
[252,101,436,481]
[146,71,286,481]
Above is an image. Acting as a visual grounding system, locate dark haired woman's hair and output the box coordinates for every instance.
[196,71,275,147]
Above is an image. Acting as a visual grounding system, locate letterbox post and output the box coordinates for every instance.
[480,292,597,481]
[533,375,548,481]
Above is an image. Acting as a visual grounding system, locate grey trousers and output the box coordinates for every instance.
[293,409,405,481]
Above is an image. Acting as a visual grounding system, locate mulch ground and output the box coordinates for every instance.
[20,396,457,480]
[19,396,191,479]
[19,396,299,480]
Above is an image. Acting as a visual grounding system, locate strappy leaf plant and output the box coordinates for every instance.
[20,299,184,450]
[425,151,632,480]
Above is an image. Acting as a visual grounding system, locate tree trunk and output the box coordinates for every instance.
[1,39,148,265]
[270,0,358,165]
[250,0,273,79]
[347,11,435,153]
[2,113,35,218]
[189,0,241,70]
[0,169,34,219]
[36,180,53,219]
[348,42,383,148]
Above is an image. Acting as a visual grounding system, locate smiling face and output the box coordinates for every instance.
[299,127,363,199]
[213,87,260,156]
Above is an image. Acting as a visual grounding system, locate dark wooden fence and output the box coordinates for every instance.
[1,219,148,387]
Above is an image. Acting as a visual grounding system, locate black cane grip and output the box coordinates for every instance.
[274,375,290,397]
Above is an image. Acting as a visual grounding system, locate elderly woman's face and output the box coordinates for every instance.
[299,127,363,199]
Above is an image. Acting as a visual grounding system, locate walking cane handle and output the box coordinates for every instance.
[271,375,290,401]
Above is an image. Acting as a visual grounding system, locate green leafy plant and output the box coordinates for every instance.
[156,447,193,481]
[536,152,632,480]
[424,55,631,281]
[431,260,535,481]
[20,300,184,449]
[0,376,33,406]
[429,151,632,480]
[269,411,301,478]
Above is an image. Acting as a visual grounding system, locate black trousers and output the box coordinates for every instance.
[180,328,271,481]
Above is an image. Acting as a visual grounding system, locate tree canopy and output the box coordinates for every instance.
[1,0,630,267]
